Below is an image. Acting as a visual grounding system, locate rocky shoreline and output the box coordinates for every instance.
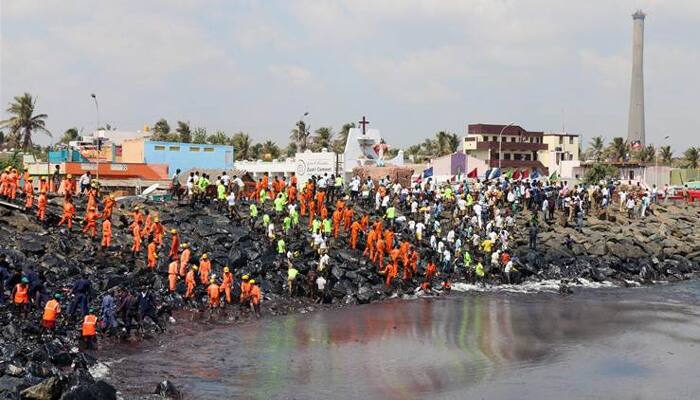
[1,197,699,399]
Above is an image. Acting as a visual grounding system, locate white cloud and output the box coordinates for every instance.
[268,64,312,86]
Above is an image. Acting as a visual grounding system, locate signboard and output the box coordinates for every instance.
[110,164,128,171]
[294,151,336,186]
[80,163,98,171]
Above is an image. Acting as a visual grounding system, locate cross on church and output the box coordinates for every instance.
[358,116,370,135]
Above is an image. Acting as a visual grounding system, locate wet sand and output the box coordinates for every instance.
[105,281,700,400]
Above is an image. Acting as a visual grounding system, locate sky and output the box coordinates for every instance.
[1,0,699,152]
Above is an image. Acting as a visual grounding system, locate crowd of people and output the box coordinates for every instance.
[0,163,695,351]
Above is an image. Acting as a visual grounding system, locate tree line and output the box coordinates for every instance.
[584,135,698,169]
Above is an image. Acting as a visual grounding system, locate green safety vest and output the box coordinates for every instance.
[386,207,395,219]
[259,190,267,203]
[322,219,332,233]
[249,204,258,217]
[274,197,285,212]
[464,251,472,266]
[312,219,321,234]
[217,184,226,200]
[335,177,343,187]
[277,239,286,254]
[262,214,270,226]
[290,210,299,225]
[283,217,292,231]
[475,263,485,277]
[288,268,299,280]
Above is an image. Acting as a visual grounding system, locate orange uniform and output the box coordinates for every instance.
[207,283,220,307]
[360,215,369,232]
[375,238,386,268]
[130,223,142,253]
[199,258,211,285]
[23,180,34,208]
[168,261,178,292]
[315,191,325,213]
[332,210,342,238]
[58,201,75,229]
[240,280,252,303]
[152,222,164,245]
[13,283,29,304]
[425,262,437,281]
[102,197,116,220]
[82,210,99,237]
[8,171,18,200]
[42,299,61,325]
[169,234,180,260]
[221,272,233,303]
[101,219,112,247]
[350,221,362,249]
[250,284,261,305]
[288,185,297,203]
[343,208,353,231]
[363,229,377,259]
[384,230,394,253]
[37,192,48,221]
[179,248,191,277]
[147,242,158,269]
[185,269,196,298]
[82,314,97,337]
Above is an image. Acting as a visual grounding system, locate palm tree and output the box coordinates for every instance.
[231,132,252,160]
[290,119,310,151]
[60,127,80,144]
[684,147,699,169]
[421,138,437,157]
[261,140,281,159]
[333,122,355,153]
[285,142,298,158]
[588,136,605,162]
[249,143,263,160]
[659,145,673,165]
[151,118,171,141]
[607,137,627,162]
[0,93,51,151]
[312,126,334,151]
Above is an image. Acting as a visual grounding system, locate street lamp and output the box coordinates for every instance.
[90,94,100,183]
[498,121,515,170]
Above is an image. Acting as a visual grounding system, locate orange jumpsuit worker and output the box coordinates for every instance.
[101,218,112,248]
[168,229,180,260]
[147,241,158,269]
[42,294,61,330]
[350,220,362,249]
[151,218,164,246]
[168,260,179,292]
[82,207,99,237]
[179,243,191,277]
[207,279,220,308]
[58,199,76,229]
[39,177,49,194]
[363,229,377,259]
[240,275,251,305]
[131,206,144,225]
[221,267,233,304]
[185,265,197,299]
[249,279,261,317]
[37,191,48,222]
[343,208,353,232]
[0,168,8,197]
[315,191,325,213]
[384,229,395,253]
[24,177,34,208]
[332,209,342,238]
[199,254,211,285]
[8,169,18,200]
[374,237,386,268]
[130,221,143,254]
[102,195,116,221]
[307,200,316,228]
[425,261,437,281]
[82,310,98,350]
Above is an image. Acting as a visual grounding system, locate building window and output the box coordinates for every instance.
[511,137,516,143]
[524,154,531,161]
[504,153,511,160]
[559,136,563,144]
[190,147,200,152]
[203,147,215,152]
[514,154,522,161]
[569,136,574,145]
[169,146,180,151]
[483,135,489,142]
[493,136,498,142]
[154,145,165,151]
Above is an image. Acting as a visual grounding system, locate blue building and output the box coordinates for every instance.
[122,138,234,173]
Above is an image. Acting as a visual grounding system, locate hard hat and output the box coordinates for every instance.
[54,293,63,299]
[40,190,46,194]
[89,308,95,313]
[21,277,29,283]
[242,274,249,280]
[109,194,115,199]
[171,229,177,234]
[182,243,189,248]
[201,253,208,259]
[223,267,230,273]
[192,265,198,270]
[67,174,73,178]
[27,177,33,181]
[89,207,95,211]
[40,176,46,180]
[249,279,255,284]
[24,168,28,171]
[154,218,160,222]
[133,206,140,210]
[210,278,215,283]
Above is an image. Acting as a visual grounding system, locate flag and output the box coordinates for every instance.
[467,168,478,178]
[488,168,501,180]
[450,175,456,182]
[530,170,540,180]
[483,168,492,179]
[549,171,559,181]
[512,169,522,180]
[521,169,529,179]
[504,169,514,179]
[422,167,433,178]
